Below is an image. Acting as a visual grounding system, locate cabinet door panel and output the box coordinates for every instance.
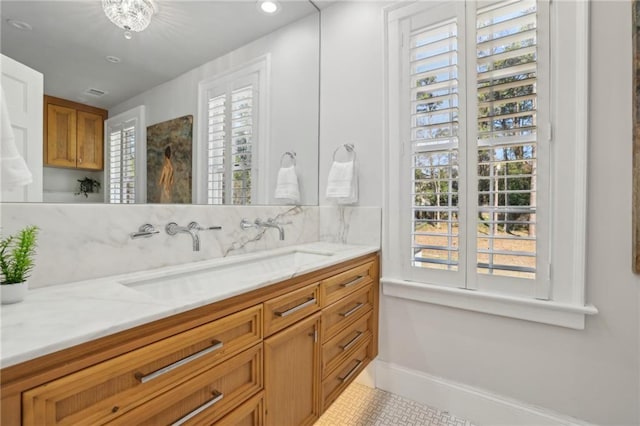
[321,284,373,342]
[45,104,76,167]
[264,312,320,426]
[22,305,262,426]
[320,261,374,307]
[264,282,320,337]
[76,111,104,170]
[108,344,263,426]
[322,310,373,378]
[322,338,371,411]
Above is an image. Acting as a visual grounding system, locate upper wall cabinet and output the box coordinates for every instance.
[44,96,107,171]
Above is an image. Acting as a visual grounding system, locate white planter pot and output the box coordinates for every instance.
[1,281,28,304]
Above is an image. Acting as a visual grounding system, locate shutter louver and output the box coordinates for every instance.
[206,85,253,205]
[207,94,226,205]
[231,85,253,205]
[109,125,136,204]
[476,0,538,279]
[410,18,460,271]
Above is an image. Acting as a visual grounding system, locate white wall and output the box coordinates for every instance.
[111,13,319,205]
[320,1,640,424]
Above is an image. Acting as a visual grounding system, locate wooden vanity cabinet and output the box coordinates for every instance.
[44,95,107,170]
[1,252,379,426]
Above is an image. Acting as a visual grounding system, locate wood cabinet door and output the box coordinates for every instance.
[45,103,76,167]
[264,312,320,426]
[76,111,104,170]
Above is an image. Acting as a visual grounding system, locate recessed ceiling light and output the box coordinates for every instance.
[6,19,32,31]
[257,0,281,15]
[105,55,122,64]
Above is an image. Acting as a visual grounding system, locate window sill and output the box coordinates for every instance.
[381,277,598,330]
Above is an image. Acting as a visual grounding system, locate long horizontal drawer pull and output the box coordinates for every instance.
[135,340,223,384]
[340,302,364,318]
[338,359,363,383]
[339,331,364,352]
[171,390,224,426]
[275,297,316,317]
[340,276,365,288]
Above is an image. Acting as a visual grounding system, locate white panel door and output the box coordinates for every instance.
[1,54,43,202]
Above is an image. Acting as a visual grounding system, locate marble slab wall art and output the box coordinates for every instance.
[147,115,193,204]
[0,203,319,288]
[318,206,381,247]
[634,0,640,273]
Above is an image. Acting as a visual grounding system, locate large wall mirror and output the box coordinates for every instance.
[0,0,320,205]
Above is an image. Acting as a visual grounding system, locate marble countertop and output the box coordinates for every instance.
[0,242,378,369]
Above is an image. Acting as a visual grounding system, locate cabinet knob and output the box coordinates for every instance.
[78,157,83,163]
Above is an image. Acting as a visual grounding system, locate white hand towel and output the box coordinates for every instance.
[274,165,300,204]
[326,160,358,205]
[1,86,32,189]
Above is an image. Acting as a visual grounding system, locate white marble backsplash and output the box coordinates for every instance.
[318,206,382,247]
[0,204,318,288]
[0,203,380,289]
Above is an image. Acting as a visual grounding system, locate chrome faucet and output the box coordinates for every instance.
[255,218,285,241]
[166,221,222,251]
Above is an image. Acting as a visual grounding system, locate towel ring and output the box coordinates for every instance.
[280,151,296,167]
[332,143,356,162]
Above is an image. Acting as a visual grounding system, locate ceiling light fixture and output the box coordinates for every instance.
[102,0,157,40]
[257,0,281,15]
[105,55,122,63]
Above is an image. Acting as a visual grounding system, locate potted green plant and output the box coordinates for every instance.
[75,177,101,198]
[0,226,38,304]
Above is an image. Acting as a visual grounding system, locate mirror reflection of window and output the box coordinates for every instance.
[104,106,145,203]
[199,56,268,205]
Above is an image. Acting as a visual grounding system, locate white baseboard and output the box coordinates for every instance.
[374,360,595,426]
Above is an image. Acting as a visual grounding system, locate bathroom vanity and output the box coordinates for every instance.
[0,244,379,425]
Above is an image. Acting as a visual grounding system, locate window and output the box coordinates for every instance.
[384,1,596,328]
[104,106,145,204]
[197,57,268,205]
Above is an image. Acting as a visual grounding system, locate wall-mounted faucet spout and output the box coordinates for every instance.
[255,218,285,240]
[166,222,200,251]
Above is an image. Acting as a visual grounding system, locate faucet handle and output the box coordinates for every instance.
[241,218,257,230]
[130,224,160,239]
[267,217,292,225]
[188,222,222,231]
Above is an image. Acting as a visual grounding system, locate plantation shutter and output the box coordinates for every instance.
[108,124,136,204]
[409,8,464,278]
[207,93,226,205]
[402,0,548,294]
[475,0,538,279]
[206,82,255,205]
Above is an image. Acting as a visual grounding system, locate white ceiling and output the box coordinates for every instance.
[0,0,319,109]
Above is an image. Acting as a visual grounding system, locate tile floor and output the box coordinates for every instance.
[315,383,477,426]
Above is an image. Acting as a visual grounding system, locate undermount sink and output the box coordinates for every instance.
[119,248,334,300]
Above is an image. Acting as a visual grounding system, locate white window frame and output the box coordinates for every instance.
[382,0,597,329]
[196,55,270,205]
[104,105,146,203]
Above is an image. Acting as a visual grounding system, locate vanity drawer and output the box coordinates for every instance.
[321,338,371,410]
[321,284,373,342]
[320,261,374,307]
[263,282,320,336]
[108,344,263,426]
[22,305,262,426]
[322,310,373,378]
[215,391,264,426]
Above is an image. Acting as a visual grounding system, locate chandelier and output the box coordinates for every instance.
[102,0,156,39]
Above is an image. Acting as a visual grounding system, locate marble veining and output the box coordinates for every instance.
[0,203,381,288]
[0,242,378,368]
[0,203,320,288]
[319,206,382,247]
